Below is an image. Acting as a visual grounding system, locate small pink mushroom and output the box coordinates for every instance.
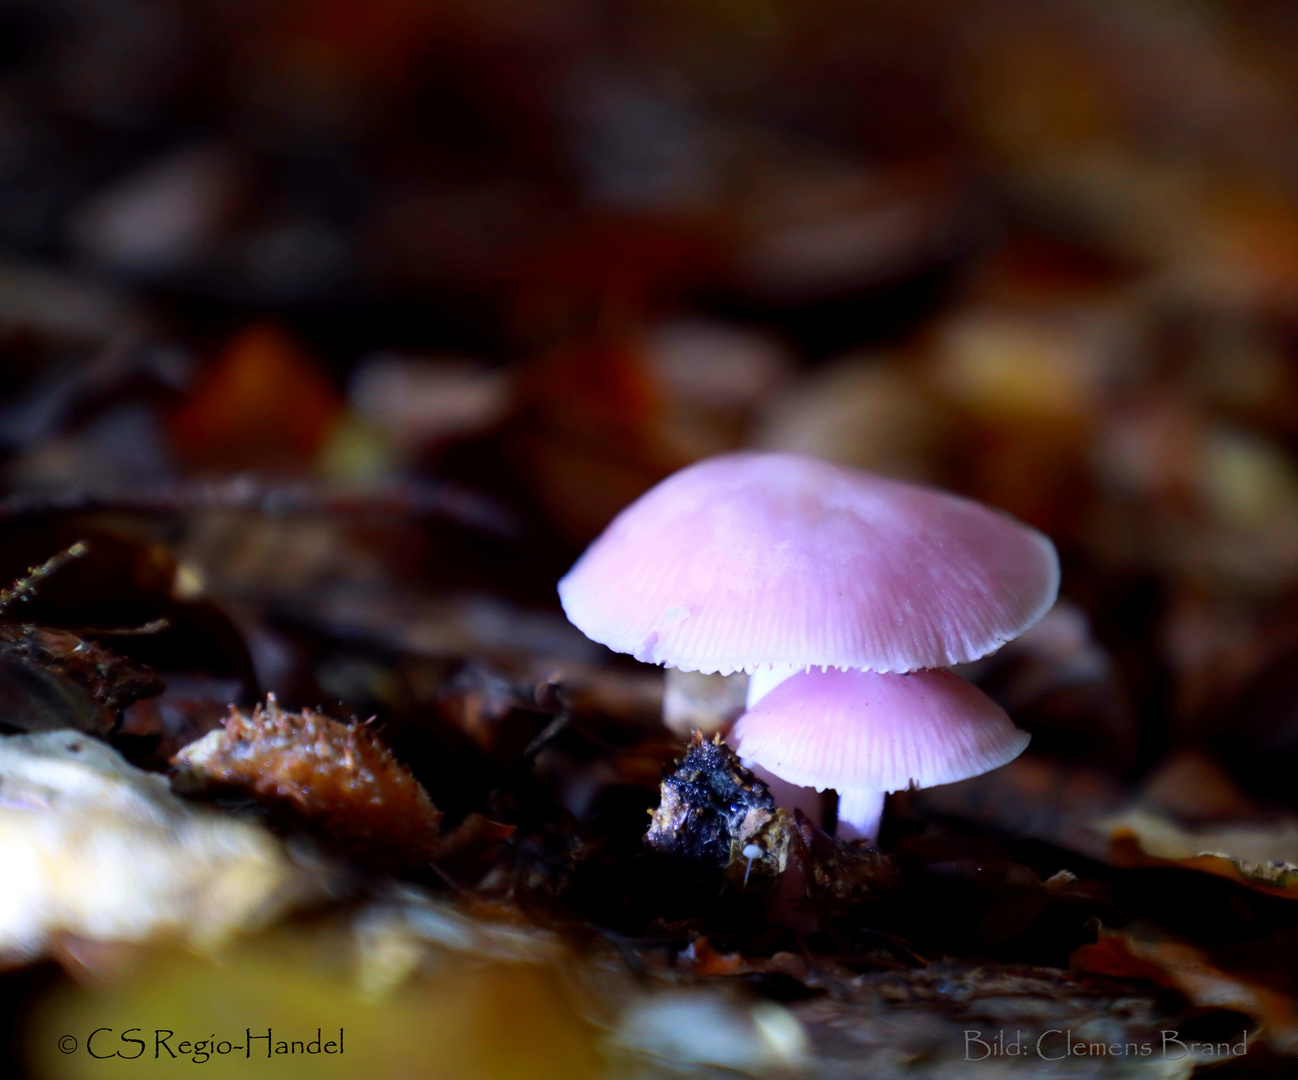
[732,667,1029,844]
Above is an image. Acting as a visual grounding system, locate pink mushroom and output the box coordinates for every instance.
[558,450,1057,839]
[558,451,1058,681]
[731,667,1029,843]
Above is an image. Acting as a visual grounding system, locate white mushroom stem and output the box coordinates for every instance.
[662,668,747,739]
[835,788,886,845]
[745,664,800,709]
[742,759,823,828]
[734,668,1031,850]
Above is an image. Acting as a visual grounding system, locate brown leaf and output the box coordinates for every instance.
[0,730,330,965]
[1096,808,1298,899]
[432,812,516,885]
[168,323,342,472]
[1072,924,1292,1052]
[0,624,162,736]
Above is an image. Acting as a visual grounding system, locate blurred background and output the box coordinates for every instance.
[5,1,1298,1075]
[3,0,1295,773]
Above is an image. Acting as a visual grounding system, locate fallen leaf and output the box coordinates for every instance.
[1095,808,1298,898]
[168,323,342,472]
[0,624,161,736]
[1072,923,1293,1052]
[0,730,331,965]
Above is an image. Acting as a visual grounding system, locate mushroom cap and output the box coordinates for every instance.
[558,451,1059,675]
[731,667,1029,793]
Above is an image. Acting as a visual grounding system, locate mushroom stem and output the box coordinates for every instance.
[745,664,800,708]
[835,788,886,845]
[742,759,824,828]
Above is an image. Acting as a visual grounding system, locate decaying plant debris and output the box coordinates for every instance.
[4,465,1298,1080]
[0,545,163,738]
[0,729,333,965]
[173,696,444,869]
[646,733,789,875]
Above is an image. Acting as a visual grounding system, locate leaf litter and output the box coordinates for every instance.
[0,526,1287,1079]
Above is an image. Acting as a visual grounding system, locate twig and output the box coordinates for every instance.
[73,617,171,637]
[0,541,89,615]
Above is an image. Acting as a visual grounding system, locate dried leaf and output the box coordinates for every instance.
[1095,808,1298,898]
[0,730,330,964]
[0,624,162,736]
[0,542,162,736]
[168,323,342,472]
[1072,924,1292,1052]
[431,813,516,885]
[793,956,1206,1079]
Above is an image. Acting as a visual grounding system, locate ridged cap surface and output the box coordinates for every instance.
[731,667,1029,793]
[558,451,1059,674]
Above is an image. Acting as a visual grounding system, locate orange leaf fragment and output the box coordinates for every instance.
[1095,808,1298,899]
[169,323,343,471]
[1073,926,1297,1052]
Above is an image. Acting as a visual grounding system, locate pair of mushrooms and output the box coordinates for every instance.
[558,452,1059,844]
